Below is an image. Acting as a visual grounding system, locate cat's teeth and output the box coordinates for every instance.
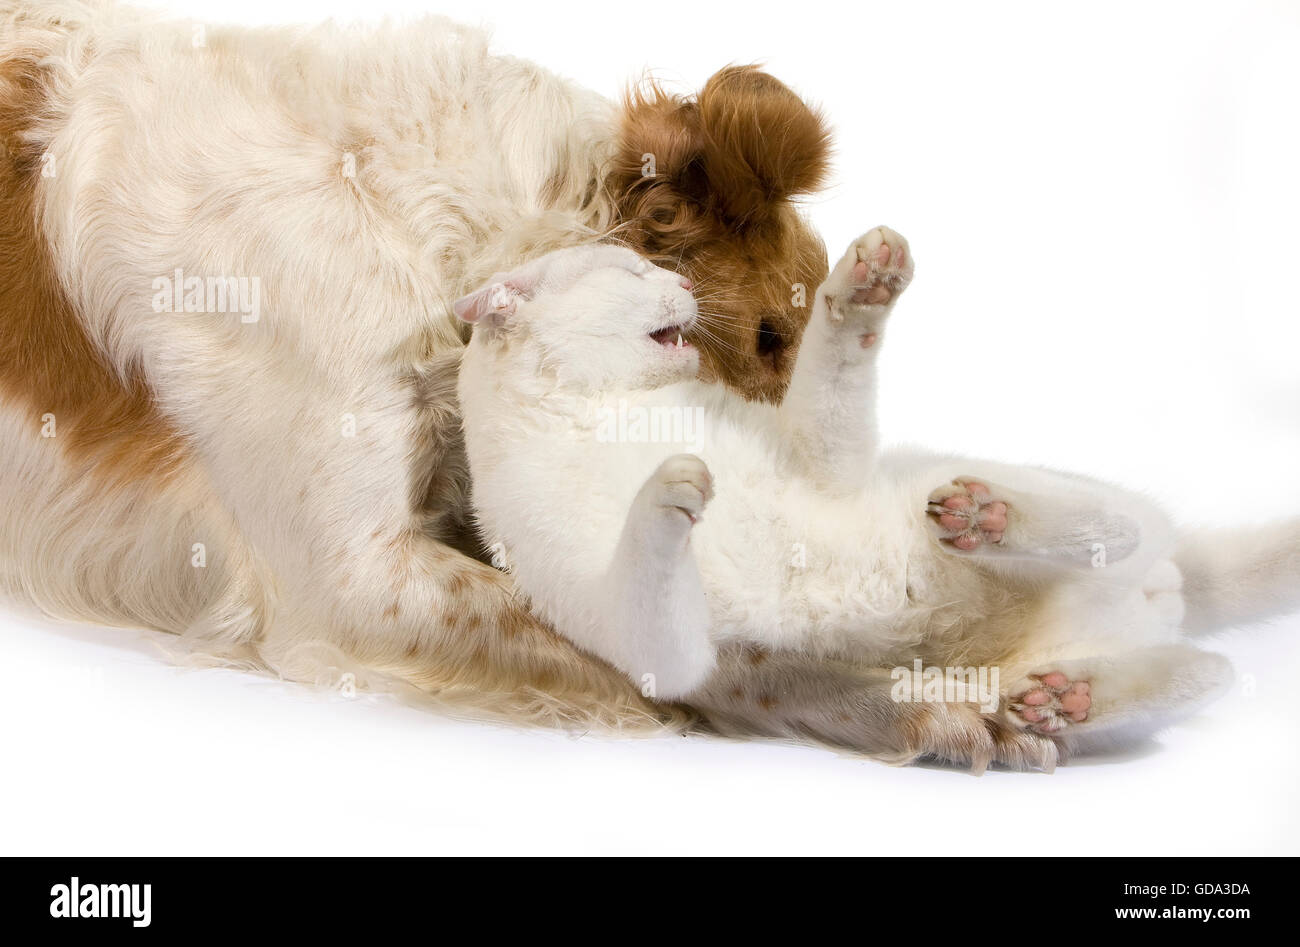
[676,333,683,348]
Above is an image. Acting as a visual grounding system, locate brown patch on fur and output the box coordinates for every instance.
[757,694,778,710]
[380,527,419,569]
[607,66,832,402]
[444,565,473,602]
[496,601,530,639]
[0,52,185,483]
[382,600,401,621]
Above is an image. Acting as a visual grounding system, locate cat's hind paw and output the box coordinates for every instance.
[926,479,1009,551]
[1008,672,1092,734]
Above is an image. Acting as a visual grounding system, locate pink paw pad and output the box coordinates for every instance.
[926,479,1009,551]
[847,236,908,307]
[1009,674,1092,734]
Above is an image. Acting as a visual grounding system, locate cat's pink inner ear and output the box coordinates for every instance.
[502,268,542,299]
[453,282,516,324]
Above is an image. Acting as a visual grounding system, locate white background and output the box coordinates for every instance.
[2,0,1298,855]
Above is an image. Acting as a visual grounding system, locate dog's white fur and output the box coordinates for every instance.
[0,1,636,706]
[458,232,1300,755]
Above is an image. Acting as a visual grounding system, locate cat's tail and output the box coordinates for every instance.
[1175,519,1300,635]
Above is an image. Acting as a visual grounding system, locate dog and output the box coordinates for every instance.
[2,1,972,758]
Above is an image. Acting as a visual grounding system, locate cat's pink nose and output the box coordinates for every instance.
[679,277,694,291]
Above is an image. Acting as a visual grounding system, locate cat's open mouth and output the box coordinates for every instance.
[648,323,694,350]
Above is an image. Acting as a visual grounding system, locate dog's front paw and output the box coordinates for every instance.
[820,226,914,348]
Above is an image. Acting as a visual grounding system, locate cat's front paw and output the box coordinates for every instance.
[820,226,914,348]
[650,454,714,525]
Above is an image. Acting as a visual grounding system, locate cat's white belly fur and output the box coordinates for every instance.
[689,427,922,658]
[470,380,1014,664]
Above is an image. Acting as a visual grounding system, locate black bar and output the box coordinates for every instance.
[0,856,1285,935]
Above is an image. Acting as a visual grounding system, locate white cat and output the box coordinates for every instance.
[457,229,1300,766]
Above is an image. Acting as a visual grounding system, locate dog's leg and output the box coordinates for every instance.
[693,650,1060,773]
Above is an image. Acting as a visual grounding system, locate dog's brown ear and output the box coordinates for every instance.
[694,66,831,225]
[611,67,830,240]
[609,81,709,249]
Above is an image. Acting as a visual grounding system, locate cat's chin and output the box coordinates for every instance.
[635,354,700,390]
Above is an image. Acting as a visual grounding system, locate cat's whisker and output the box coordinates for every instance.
[695,311,754,331]
[688,321,754,359]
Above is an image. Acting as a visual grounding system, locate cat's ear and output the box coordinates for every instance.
[453,282,517,326]
[453,270,539,328]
